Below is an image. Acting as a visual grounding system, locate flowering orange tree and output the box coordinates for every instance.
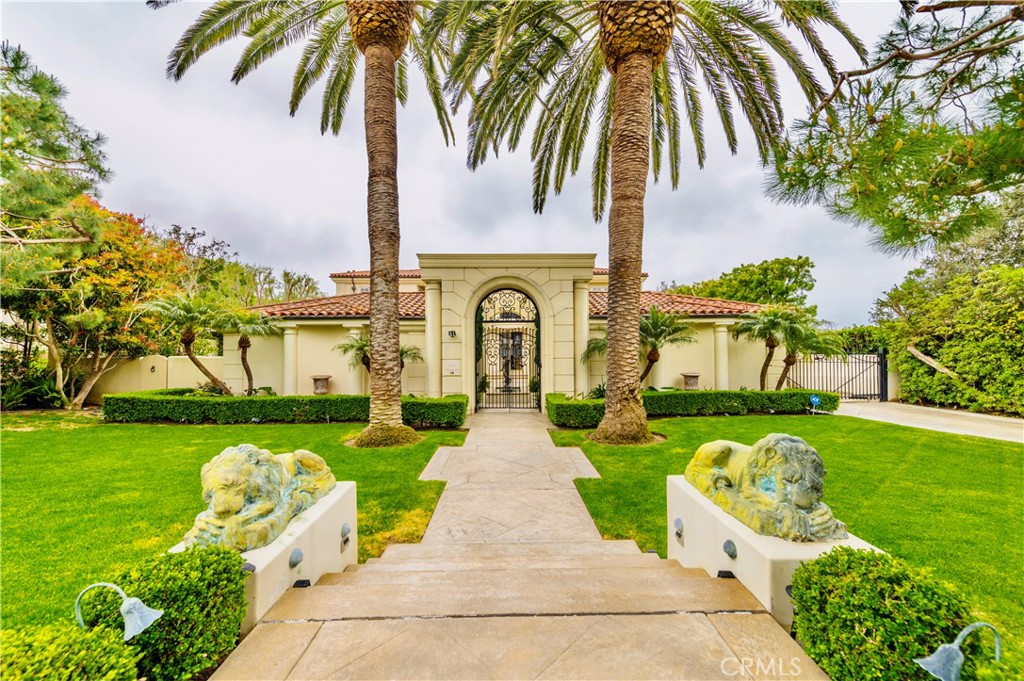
[2,196,184,408]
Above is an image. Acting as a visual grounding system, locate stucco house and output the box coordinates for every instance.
[221,253,771,414]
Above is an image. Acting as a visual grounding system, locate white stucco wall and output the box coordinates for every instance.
[225,322,427,397]
[583,320,784,394]
[87,355,225,404]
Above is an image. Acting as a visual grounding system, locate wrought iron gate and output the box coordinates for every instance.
[475,289,540,410]
[786,351,888,401]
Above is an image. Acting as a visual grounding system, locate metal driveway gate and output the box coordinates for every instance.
[786,351,888,401]
[475,289,540,410]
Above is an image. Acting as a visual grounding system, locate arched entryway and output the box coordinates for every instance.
[475,289,540,410]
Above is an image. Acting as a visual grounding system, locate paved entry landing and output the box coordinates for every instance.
[215,413,825,680]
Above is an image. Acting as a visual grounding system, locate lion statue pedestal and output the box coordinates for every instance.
[667,434,880,628]
[171,444,358,634]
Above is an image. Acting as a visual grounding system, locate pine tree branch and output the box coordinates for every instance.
[812,7,1022,116]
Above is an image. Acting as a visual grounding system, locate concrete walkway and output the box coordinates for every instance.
[214,412,824,680]
[837,401,1023,443]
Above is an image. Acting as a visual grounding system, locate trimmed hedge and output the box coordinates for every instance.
[79,547,247,681]
[546,389,839,428]
[0,624,140,681]
[103,390,468,428]
[792,547,981,681]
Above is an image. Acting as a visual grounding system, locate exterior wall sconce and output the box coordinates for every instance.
[75,582,163,641]
[448,330,457,338]
[915,622,1001,681]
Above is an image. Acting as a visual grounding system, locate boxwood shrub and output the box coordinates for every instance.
[79,547,247,681]
[791,547,982,681]
[545,389,839,428]
[0,624,140,681]
[103,390,468,428]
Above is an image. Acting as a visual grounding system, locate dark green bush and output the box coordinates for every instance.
[545,389,839,428]
[0,624,140,681]
[103,390,468,427]
[401,394,468,428]
[546,393,606,428]
[79,546,247,681]
[791,547,982,681]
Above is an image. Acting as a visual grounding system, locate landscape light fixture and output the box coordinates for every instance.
[915,622,1001,681]
[75,582,163,641]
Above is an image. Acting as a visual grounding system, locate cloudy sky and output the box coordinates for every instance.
[3,1,912,324]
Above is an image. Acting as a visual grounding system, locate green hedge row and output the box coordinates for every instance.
[2,547,247,681]
[545,389,839,428]
[103,390,468,428]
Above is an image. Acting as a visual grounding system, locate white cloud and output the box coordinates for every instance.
[3,0,918,323]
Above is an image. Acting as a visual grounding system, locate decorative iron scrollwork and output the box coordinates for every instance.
[476,289,540,410]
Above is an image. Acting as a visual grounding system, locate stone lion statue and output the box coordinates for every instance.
[684,433,847,542]
[183,444,336,552]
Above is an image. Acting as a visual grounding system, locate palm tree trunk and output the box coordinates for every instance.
[638,347,660,384]
[239,337,254,396]
[591,51,654,445]
[759,342,776,391]
[184,339,232,395]
[775,353,797,391]
[363,41,404,431]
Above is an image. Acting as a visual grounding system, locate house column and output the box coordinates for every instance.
[282,327,298,395]
[714,323,730,389]
[425,280,442,397]
[573,281,589,396]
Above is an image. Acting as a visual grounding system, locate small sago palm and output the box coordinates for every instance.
[153,0,452,446]
[143,297,232,395]
[212,310,282,396]
[430,1,865,444]
[582,305,695,384]
[776,326,846,391]
[335,332,423,372]
[732,306,809,391]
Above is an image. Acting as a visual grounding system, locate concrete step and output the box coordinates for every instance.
[340,551,669,574]
[216,612,826,680]
[267,565,762,621]
[379,539,644,562]
[320,561,706,586]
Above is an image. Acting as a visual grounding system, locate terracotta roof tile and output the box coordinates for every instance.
[254,292,425,319]
[588,291,760,317]
[256,291,758,319]
[330,267,618,278]
[330,269,425,279]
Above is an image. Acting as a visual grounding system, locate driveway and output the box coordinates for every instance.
[836,401,1023,443]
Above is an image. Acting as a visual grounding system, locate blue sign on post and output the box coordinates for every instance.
[810,394,821,408]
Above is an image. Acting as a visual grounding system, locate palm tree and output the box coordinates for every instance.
[143,297,233,395]
[432,1,865,444]
[775,326,846,391]
[582,305,694,384]
[211,309,282,396]
[335,332,423,372]
[153,0,452,445]
[731,306,810,391]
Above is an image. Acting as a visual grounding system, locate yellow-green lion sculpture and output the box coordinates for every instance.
[684,433,847,542]
[184,444,336,552]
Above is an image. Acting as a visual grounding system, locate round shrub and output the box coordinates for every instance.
[79,546,247,681]
[0,624,139,681]
[791,547,982,680]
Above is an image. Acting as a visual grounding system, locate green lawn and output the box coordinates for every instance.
[550,415,1023,670]
[0,410,464,627]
